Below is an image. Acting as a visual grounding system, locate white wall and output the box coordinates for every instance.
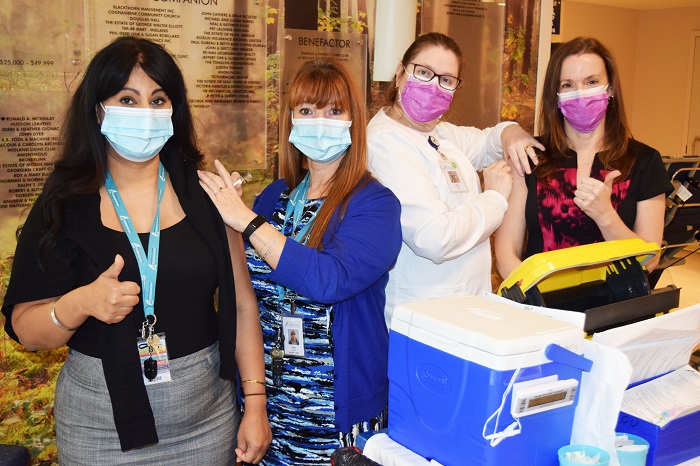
[634,7,700,155]
[557,1,700,155]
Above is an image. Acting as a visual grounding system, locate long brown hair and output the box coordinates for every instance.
[381,32,464,108]
[537,37,634,180]
[279,58,371,250]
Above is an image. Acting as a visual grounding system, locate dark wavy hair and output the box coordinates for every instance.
[536,37,634,180]
[381,32,464,108]
[34,36,203,257]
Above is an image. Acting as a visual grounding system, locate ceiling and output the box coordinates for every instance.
[573,0,700,9]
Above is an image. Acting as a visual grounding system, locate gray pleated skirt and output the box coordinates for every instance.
[54,342,239,465]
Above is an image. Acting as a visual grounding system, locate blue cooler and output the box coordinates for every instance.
[388,295,590,466]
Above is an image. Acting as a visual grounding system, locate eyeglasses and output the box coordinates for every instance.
[407,63,462,91]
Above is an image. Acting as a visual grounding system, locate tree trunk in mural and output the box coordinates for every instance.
[502,0,540,134]
[286,0,317,29]
[327,0,340,28]
[507,0,522,83]
[521,0,536,91]
[341,0,349,27]
[318,0,368,34]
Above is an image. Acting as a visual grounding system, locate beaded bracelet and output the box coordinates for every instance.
[256,234,274,257]
[260,237,277,261]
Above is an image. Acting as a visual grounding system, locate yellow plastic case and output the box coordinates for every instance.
[498,238,659,298]
[497,239,679,333]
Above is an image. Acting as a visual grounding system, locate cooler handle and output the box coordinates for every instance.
[545,343,593,372]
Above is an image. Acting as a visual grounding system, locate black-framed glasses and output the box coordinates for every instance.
[407,63,462,91]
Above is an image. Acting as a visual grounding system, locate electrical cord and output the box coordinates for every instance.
[482,355,525,447]
[662,242,700,270]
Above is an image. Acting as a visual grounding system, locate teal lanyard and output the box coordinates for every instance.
[277,172,322,302]
[283,172,317,242]
[104,163,166,318]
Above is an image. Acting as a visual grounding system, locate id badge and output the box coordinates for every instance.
[440,160,468,193]
[282,315,305,358]
[137,332,172,385]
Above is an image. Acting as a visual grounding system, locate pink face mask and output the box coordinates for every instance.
[557,85,609,133]
[400,79,454,123]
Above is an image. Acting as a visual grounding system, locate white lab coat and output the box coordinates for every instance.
[367,108,513,328]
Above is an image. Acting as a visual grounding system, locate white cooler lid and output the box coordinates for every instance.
[391,295,584,361]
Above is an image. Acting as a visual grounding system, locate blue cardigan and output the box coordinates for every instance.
[252,177,402,432]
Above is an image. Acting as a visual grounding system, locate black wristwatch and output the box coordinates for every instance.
[242,214,267,243]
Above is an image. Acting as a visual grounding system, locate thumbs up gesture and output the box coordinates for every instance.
[574,170,621,222]
[88,255,141,324]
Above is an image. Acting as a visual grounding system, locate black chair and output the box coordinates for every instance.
[649,155,700,288]
[331,446,381,466]
[0,444,30,466]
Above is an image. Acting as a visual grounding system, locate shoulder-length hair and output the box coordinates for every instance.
[279,58,371,250]
[381,32,464,108]
[537,36,634,180]
[36,36,202,256]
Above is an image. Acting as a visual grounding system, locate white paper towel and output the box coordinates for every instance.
[570,339,634,466]
[363,433,441,466]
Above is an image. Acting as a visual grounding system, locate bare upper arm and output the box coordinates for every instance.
[633,194,666,246]
[633,194,666,271]
[10,297,56,327]
[225,227,258,310]
[494,163,529,278]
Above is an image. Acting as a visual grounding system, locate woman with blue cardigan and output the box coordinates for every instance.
[198,58,402,465]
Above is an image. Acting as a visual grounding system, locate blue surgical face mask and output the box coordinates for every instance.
[288,117,352,163]
[100,104,174,162]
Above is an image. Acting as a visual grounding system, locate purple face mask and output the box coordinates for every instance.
[557,85,609,133]
[400,79,454,123]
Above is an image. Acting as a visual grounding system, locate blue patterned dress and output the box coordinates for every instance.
[247,189,385,465]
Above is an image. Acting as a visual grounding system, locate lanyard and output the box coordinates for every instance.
[277,172,323,303]
[104,163,166,318]
[428,134,448,160]
[283,172,317,242]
